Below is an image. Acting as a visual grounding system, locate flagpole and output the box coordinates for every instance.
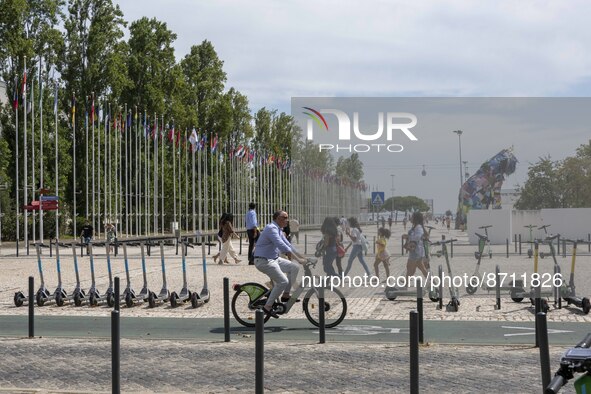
[102,99,107,231]
[172,121,176,231]
[96,94,101,237]
[185,130,189,233]
[153,113,157,235]
[160,114,164,235]
[124,104,128,237]
[118,109,123,236]
[72,93,76,239]
[108,104,112,228]
[15,75,20,253]
[87,95,91,230]
[134,106,138,235]
[39,57,44,243]
[53,81,58,239]
[23,56,29,253]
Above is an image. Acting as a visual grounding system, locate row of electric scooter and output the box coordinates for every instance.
[13,238,210,309]
[385,225,591,314]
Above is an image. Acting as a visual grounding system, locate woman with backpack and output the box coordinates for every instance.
[344,217,371,276]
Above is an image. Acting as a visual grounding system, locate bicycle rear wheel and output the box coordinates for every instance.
[303,287,347,328]
[231,282,271,328]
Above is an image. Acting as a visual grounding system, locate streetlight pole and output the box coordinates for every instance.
[452,130,463,188]
[390,174,395,222]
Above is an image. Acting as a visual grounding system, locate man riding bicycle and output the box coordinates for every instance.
[254,210,309,318]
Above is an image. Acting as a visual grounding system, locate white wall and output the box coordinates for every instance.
[467,209,512,244]
[541,208,591,240]
[466,208,591,244]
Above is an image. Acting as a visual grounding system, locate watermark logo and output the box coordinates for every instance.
[302,107,418,153]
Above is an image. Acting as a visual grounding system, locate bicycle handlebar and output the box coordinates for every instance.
[546,375,565,394]
[478,225,493,229]
[432,239,457,245]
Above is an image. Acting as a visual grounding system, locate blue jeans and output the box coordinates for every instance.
[345,244,371,276]
[323,246,338,276]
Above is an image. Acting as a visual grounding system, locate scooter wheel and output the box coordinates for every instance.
[582,298,591,315]
[74,292,83,307]
[125,292,134,308]
[14,292,25,307]
[191,292,202,308]
[89,293,97,307]
[540,252,545,259]
[527,250,533,258]
[449,298,460,312]
[170,292,178,308]
[429,290,440,303]
[489,252,492,259]
[474,252,480,260]
[148,291,156,308]
[466,282,478,295]
[106,292,115,308]
[541,299,550,313]
[36,291,46,307]
[55,292,64,307]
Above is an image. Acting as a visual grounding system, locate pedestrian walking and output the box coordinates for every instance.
[344,217,371,276]
[245,202,260,265]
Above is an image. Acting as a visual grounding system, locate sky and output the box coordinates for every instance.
[115,0,591,214]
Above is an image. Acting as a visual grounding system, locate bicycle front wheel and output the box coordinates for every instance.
[231,283,271,328]
[303,287,347,328]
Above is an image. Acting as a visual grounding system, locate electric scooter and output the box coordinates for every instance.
[170,241,193,307]
[465,232,518,300]
[474,225,493,259]
[54,242,85,306]
[88,241,115,307]
[524,224,536,258]
[559,239,591,314]
[194,235,211,305]
[14,244,48,307]
[433,237,460,312]
[124,241,152,307]
[509,239,559,313]
[148,241,171,307]
[34,242,68,307]
[76,242,101,306]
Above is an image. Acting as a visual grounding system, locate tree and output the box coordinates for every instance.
[384,196,429,212]
[335,153,363,183]
[514,156,563,209]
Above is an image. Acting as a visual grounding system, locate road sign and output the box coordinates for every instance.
[40,195,59,201]
[371,192,385,206]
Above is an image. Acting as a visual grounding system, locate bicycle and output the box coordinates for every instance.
[231,258,347,328]
[547,333,591,393]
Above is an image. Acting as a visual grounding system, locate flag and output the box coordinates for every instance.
[210,134,218,153]
[189,128,198,152]
[21,69,27,97]
[176,129,181,147]
[53,83,58,115]
[168,124,175,143]
[71,95,76,124]
[90,94,94,123]
[13,77,18,110]
[127,111,132,129]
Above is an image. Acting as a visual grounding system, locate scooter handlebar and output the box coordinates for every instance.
[576,333,591,348]
[474,232,488,241]
[545,375,565,394]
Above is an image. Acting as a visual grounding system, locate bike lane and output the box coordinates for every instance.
[0,315,586,345]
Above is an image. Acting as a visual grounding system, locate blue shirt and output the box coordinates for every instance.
[254,221,296,259]
[245,209,258,230]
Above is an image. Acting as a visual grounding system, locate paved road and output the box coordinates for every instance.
[0,315,588,346]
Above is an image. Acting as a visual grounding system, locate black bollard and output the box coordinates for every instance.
[536,312,551,391]
[514,234,517,253]
[28,276,34,338]
[50,238,53,257]
[304,234,307,254]
[506,239,509,258]
[401,235,405,256]
[112,309,121,394]
[519,234,522,255]
[255,309,264,394]
[416,282,424,344]
[319,286,326,344]
[16,238,19,257]
[114,276,120,312]
[438,265,443,311]
[208,236,211,255]
[239,234,242,255]
[27,239,30,256]
[410,310,419,394]
[562,239,566,258]
[224,277,230,342]
[495,265,501,310]
[534,285,541,347]
[450,240,453,258]
[557,235,561,255]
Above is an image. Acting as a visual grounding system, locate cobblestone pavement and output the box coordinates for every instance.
[0,337,578,393]
[0,225,588,392]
